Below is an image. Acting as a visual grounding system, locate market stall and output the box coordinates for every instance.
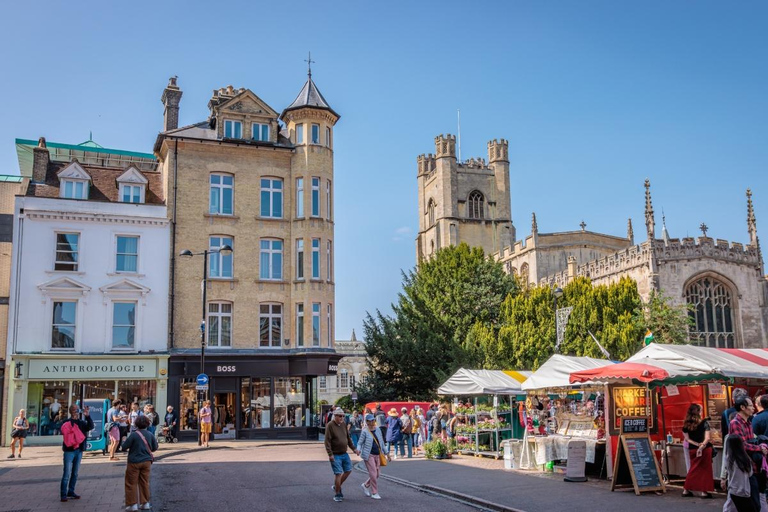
[518,355,615,475]
[437,368,531,458]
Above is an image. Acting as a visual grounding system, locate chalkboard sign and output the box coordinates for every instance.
[611,434,665,495]
[622,418,648,434]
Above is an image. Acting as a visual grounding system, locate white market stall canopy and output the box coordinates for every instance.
[628,343,768,381]
[438,368,532,396]
[521,354,614,391]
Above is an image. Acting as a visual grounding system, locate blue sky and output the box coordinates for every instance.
[1,1,766,340]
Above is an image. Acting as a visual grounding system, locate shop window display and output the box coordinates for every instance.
[118,380,156,408]
[69,381,116,407]
[26,381,69,436]
[248,378,271,428]
[274,377,304,427]
[180,379,199,431]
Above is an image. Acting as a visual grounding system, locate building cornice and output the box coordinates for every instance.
[24,210,169,227]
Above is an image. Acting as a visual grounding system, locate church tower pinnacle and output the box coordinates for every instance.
[532,212,538,236]
[747,188,758,247]
[627,218,634,245]
[644,179,655,240]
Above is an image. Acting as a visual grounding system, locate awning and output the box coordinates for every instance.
[570,361,671,384]
[521,354,614,390]
[628,343,768,380]
[437,368,531,396]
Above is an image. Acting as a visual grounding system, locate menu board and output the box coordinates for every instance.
[622,418,648,434]
[611,434,665,495]
[706,391,728,446]
[567,420,595,438]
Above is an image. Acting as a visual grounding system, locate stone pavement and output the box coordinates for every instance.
[0,441,729,512]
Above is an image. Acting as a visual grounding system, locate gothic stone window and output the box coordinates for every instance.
[519,263,529,287]
[685,276,735,348]
[468,191,484,219]
[428,199,435,227]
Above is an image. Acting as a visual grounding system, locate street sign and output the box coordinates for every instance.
[196,385,209,391]
[196,373,209,386]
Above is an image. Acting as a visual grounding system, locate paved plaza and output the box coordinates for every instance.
[0,441,729,512]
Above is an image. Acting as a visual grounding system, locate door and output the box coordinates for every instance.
[213,392,237,439]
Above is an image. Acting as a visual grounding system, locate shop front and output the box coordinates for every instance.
[168,351,341,441]
[5,354,169,446]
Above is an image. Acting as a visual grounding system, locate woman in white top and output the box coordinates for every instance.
[722,435,757,512]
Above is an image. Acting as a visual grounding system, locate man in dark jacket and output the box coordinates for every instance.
[60,405,94,502]
[722,388,749,439]
[164,406,179,440]
[752,394,768,437]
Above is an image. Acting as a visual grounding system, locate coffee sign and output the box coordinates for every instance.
[610,386,656,436]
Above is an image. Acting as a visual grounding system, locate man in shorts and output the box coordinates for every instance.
[199,400,212,448]
[324,407,360,502]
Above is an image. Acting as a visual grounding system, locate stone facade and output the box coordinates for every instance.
[318,330,368,405]
[416,135,515,261]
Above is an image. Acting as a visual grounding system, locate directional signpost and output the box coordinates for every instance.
[196,373,209,391]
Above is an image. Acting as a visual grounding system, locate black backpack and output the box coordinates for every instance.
[152,413,160,426]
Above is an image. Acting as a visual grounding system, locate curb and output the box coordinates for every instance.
[154,441,313,461]
[354,461,527,512]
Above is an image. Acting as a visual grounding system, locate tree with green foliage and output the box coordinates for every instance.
[638,290,694,345]
[357,243,516,400]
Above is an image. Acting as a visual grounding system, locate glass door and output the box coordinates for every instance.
[213,392,236,439]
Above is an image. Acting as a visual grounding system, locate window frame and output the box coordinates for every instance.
[54,232,80,272]
[312,302,320,347]
[468,190,485,219]
[296,238,304,280]
[259,238,284,281]
[115,235,139,274]
[326,180,332,220]
[260,177,283,219]
[119,184,144,204]
[259,303,283,348]
[207,301,233,348]
[311,123,320,144]
[311,177,320,217]
[111,300,137,351]
[251,122,270,142]
[339,369,349,389]
[224,119,243,139]
[209,236,234,279]
[296,124,304,144]
[60,179,89,200]
[327,303,332,347]
[326,240,332,282]
[296,303,304,347]
[51,300,77,351]
[311,238,320,280]
[296,178,304,217]
[326,126,331,148]
[209,173,234,216]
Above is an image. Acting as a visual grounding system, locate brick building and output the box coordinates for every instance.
[155,73,341,440]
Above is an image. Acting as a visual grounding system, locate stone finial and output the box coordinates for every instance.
[627,218,634,244]
[645,179,655,240]
[580,220,586,232]
[487,138,509,163]
[700,223,709,237]
[434,134,456,159]
[748,188,758,247]
[531,212,538,235]
[350,329,357,342]
[661,210,670,244]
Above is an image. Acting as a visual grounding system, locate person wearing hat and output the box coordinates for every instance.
[385,408,403,460]
[399,407,413,458]
[324,407,360,502]
[357,413,389,499]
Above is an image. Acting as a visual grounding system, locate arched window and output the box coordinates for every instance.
[505,262,517,276]
[685,275,736,348]
[468,191,484,219]
[520,263,529,287]
[428,199,436,226]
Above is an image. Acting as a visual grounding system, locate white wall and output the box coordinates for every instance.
[7,197,170,356]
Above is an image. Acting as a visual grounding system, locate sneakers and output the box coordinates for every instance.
[6,454,14,459]
[140,503,152,510]
[333,494,343,502]
[125,505,139,512]
[371,493,382,500]
[67,493,81,499]
[60,497,68,502]
[361,483,371,497]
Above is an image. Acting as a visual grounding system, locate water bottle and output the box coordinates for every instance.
[666,431,673,444]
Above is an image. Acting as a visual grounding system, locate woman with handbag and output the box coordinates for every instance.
[8,409,29,458]
[357,413,389,500]
[122,415,158,511]
[682,403,715,498]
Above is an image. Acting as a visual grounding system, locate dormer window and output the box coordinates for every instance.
[61,180,89,200]
[116,166,148,204]
[224,120,242,139]
[252,123,270,142]
[57,161,92,200]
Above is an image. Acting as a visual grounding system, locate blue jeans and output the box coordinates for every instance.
[385,441,399,456]
[350,432,359,447]
[61,449,83,498]
[399,434,413,458]
[329,452,352,475]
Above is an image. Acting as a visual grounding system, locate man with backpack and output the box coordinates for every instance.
[399,407,413,458]
[60,405,94,502]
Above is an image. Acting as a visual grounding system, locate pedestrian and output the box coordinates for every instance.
[357,413,389,500]
[722,435,758,512]
[107,400,122,461]
[122,415,158,511]
[426,404,436,442]
[681,404,714,498]
[129,402,144,432]
[60,404,94,502]
[439,405,449,441]
[752,395,768,437]
[729,396,767,510]
[8,409,29,458]
[144,405,159,436]
[375,403,387,441]
[348,410,362,447]
[199,400,212,447]
[410,408,422,454]
[399,407,413,458]
[724,388,750,438]
[324,407,360,502]
[385,408,403,460]
[164,406,179,440]
[117,404,130,451]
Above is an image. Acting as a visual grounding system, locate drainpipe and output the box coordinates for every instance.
[169,139,179,349]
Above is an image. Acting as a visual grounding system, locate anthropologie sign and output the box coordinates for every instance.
[28,358,158,379]
[610,386,655,435]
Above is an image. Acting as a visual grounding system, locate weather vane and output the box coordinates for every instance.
[305,52,315,78]
[580,221,587,232]
[699,223,708,237]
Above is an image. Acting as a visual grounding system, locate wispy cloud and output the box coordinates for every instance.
[392,226,412,242]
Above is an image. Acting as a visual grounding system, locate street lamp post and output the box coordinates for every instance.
[553,286,564,353]
[180,244,233,446]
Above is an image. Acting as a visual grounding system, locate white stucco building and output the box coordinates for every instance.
[4,138,170,445]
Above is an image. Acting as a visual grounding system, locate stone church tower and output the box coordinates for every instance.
[416,135,515,261]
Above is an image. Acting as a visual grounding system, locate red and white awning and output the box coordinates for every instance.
[628,343,768,380]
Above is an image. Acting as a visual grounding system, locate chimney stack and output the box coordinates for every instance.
[32,137,49,183]
[161,76,183,132]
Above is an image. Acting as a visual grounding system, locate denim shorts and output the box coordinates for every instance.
[330,453,352,474]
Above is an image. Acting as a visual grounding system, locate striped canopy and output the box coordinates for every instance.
[628,343,768,380]
[438,368,531,395]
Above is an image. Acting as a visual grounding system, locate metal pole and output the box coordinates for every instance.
[199,250,208,446]
[553,294,558,353]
